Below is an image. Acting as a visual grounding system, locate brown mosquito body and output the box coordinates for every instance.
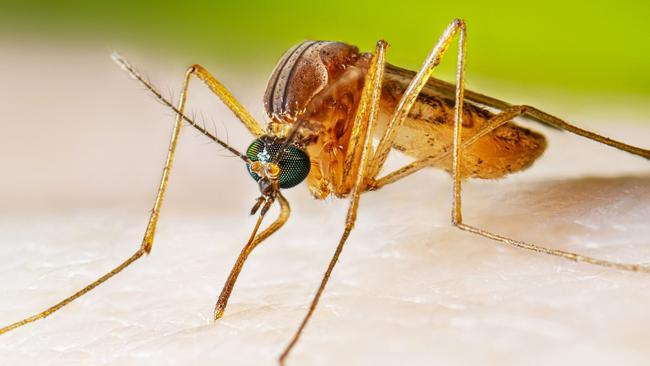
[265,40,547,201]
[1,18,649,366]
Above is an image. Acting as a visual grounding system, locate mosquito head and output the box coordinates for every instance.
[245,135,311,198]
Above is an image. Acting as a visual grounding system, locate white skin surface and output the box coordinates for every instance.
[1,41,649,366]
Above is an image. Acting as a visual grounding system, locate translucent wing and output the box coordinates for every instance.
[385,63,561,130]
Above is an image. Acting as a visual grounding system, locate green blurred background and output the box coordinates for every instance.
[1,0,649,95]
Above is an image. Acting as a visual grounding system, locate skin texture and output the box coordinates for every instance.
[1,38,650,366]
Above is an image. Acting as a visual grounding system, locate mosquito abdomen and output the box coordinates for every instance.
[378,68,547,179]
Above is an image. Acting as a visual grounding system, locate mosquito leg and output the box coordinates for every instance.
[332,41,390,193]
[366,16,649,188]
[214,193,291,320]
[0,64,199,336]
[367,107,649,191]
[440,32,650,272]
[114,56,286,320]
[366,19,467,180]
[516,105,650,159]
[0,251,145,335]
[278,41,387,366]
[367,105,521,190]
[112,56,260,159]
[450,118,650,271]
[185,64,265,137]
[444,73,650,152]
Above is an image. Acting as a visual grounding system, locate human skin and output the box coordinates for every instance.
[1,41,649,366]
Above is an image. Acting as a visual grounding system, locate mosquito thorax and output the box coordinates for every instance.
[246,136,311,190]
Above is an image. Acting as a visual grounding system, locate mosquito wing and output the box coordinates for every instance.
[378,63,547,179]
[384,63,560,130]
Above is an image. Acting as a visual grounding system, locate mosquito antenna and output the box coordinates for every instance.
[111,52,249,163]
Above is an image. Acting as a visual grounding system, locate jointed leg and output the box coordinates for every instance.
[214,193,291,319]
[188,64,265,137]
[367,105,650,191]
[112,54,260,160]
[367,104,522,191]
[0,61,196,335]
[278,40,388,365]
[516,105,650,159]
[367,19,467,180]
[364,19,647,189]
[0,55,265,334]
[0,251,144,335]
[442,51,650,272]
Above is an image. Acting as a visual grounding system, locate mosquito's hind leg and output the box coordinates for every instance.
[362,18,650,272]
[449,112,650,271]
[368,101,650,191]
[518,105,650,159]
[367,116,650,273]
[367,105,521,190]
[367,77,650,272]
[441,62,650,271]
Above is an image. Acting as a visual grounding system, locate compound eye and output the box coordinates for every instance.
[246,139,266,183]
[245,138,310,189]
[276,145,310,189]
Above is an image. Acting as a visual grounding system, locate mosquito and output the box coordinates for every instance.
[1,19,649,365]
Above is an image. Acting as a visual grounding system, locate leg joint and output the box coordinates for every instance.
[452,18,466,30]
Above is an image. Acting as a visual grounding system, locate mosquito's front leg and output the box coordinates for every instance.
[120,56,290,322]
[0,60,195,335]
[0,55,262,335]
[139,66,192,253]
[278,40,387,366]
[134,60,266,252]
[185,63,265,137]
